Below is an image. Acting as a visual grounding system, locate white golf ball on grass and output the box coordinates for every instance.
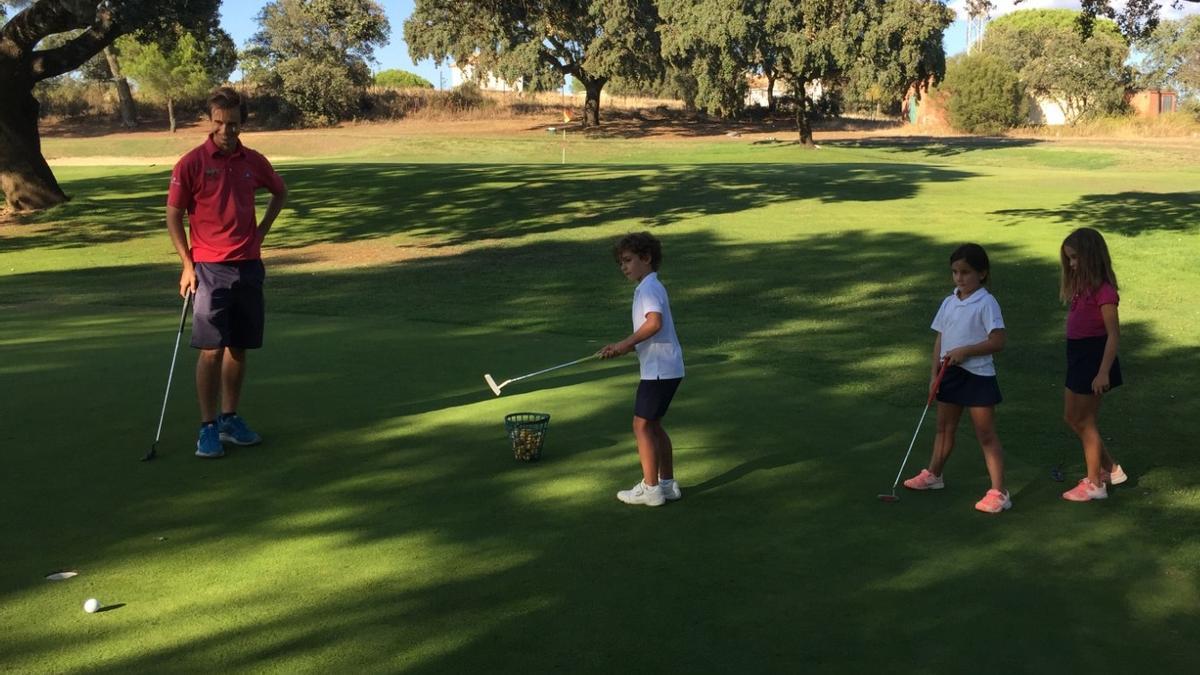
[83,598,100,613]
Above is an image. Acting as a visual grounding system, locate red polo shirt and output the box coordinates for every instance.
[167,136,286,263]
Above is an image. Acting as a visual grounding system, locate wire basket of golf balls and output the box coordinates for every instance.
[504,412,550,461]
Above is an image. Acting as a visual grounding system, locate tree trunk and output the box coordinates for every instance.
[0,90,70,212]
[168,97,177,133]
[103,47,138,129]
[794,81,815,147]
[582,78,605,127]
[767,74,777,113]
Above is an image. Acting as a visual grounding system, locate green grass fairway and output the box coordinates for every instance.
[3,130,1199,673]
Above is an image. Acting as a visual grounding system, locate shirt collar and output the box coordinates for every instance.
[205,134,244,158]
[636,271,659,289]
[951,286,990,305]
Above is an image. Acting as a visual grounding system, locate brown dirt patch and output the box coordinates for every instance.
[265,239,471,271]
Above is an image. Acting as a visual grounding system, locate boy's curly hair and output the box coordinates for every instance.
[612,232,663,271]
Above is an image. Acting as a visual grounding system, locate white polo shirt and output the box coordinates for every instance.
[930,287,1005,377]
[632,272,685,380]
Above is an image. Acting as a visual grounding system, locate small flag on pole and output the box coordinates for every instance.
[563,109,572,124]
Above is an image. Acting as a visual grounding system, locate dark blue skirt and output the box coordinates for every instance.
[935,365,1002,407]
[1066,336,1122,395]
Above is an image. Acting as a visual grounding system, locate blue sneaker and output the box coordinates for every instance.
[195,424,224,458]
[219,414,262,446]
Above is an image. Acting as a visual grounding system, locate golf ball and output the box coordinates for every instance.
[83,598,100,613]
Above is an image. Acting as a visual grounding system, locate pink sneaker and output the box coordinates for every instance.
[903,469,944,490]
[1062,478,1108,502]
[974,489,1012,513]
[1100,464,1128,486]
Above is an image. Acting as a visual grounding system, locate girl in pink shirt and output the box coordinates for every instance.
[1060,228,1127,502]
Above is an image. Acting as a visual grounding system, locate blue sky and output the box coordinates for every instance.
[220,1,1200,87]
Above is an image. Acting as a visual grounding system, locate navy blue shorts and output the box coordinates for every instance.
[634,378,682,420]
[935,366,1002,407]
[191,260,265,350]
[1066,336,1122,395]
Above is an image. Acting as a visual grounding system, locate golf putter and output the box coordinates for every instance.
[879,357,951,503]
[143,292,193,461]
[484,352,601,396]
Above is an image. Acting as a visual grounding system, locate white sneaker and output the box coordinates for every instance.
[617,480,666,507]
[1099,464,1128,486]
[660,478,682,501]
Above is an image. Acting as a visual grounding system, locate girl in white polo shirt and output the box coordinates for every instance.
[600,232,685,508]
[903,244,1011,513]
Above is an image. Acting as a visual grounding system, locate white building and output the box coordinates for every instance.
[1027,96,1077,126]
[450,60,523,93]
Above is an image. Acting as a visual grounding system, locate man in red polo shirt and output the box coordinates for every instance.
[166,86,287,459]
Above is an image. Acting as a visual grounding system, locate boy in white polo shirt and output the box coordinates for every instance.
[601,232,685,507]
[903,243,1011,514]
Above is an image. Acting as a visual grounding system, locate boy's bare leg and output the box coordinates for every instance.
[928,403,963,476]
[221,347,247,415]
[197,348,223,422]
[968,406,1005,492]
[652,422,674,480]
[632,416,660,486]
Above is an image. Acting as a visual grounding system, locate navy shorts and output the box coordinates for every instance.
[935,366,1002,407]
[191,260,266,350]
[1066,336,1122,395]
[634,378,682,420]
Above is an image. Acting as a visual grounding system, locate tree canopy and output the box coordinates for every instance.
[117,31,216,133]
[374,68,433,89]
[243,0,390,126]
[1,0,222,211]
[979,9,1130,123]
[1015,0,1200,39]
[1136,15,1200,98]
[658,1,951,143]
[405,0,663,126]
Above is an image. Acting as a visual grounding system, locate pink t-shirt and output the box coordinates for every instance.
[1066,282,1118,339]
[167,136,286,263]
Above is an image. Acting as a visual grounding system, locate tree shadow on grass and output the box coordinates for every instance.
[0,161,976,253]
[273,161,975,248]
[993,191,1200,236]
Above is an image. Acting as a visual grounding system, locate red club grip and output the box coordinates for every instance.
[927,357,951,405]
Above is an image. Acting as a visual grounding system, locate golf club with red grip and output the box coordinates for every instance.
[878,357,952,502]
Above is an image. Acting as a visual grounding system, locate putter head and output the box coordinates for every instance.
[141,445,157,462]
[484,374,502,397]
[877,493,900,503]
[1050,465,1065,482]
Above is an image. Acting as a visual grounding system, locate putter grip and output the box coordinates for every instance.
[927,358,951,405]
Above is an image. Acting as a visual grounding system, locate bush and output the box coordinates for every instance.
[942,53,1028,134]
[34,75,206,126]
[374,69,433,89]
[33,77,124,119]
[1184,98,1200,122]
[275,59,367,126]
[442,83,492,113]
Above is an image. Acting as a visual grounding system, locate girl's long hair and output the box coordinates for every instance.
[1060,227,1118,302]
